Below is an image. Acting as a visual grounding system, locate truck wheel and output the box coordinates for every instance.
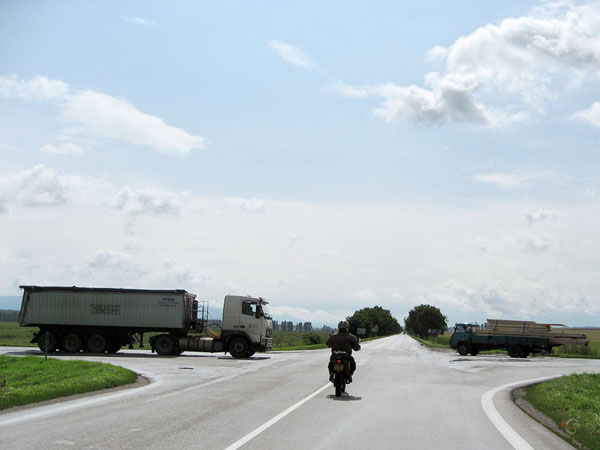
[519,347,530,358]
[154,335,177,356]
[38,331,58,353]
[457,343,469,356]
[62,333,82,353]
[229,337,250,358]
[87,334,108,353]
[507,345,521,358]
[469,348,480,356]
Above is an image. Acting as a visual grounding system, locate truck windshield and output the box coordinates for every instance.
[260,302,272,319]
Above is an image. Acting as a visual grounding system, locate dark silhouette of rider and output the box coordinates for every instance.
[326,320,361,382]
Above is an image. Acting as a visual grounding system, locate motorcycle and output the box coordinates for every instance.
[330,350,350,397]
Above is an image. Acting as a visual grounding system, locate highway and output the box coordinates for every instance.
[1,335,599,450]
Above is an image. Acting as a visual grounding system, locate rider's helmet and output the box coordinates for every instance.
[337,320,349,332]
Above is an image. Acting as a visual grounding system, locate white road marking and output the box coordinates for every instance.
[223,382,331,450]
[481,375,559,450]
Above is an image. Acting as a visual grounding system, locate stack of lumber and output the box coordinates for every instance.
[476,319,588,345]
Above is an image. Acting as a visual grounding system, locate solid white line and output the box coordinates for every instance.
[223,382,331,450]
[481,376,559,450]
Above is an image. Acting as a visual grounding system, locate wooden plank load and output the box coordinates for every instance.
[475,319,588,346]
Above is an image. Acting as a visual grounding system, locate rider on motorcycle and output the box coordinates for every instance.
[326,320,361,382]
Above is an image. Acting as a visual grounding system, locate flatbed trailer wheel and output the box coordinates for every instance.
[507,344,521,358]
[38,331,58,353]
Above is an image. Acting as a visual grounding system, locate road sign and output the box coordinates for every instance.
[357,328,366,335]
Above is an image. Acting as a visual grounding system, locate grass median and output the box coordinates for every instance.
[524,373,600,450]
[0,355,138,411]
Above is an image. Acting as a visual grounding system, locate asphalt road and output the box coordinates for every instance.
[1,335,599,450]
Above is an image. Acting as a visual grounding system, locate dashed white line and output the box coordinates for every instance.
[223,382,331,450]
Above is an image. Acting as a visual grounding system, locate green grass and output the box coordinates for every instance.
[552,329,600,359]
[0,322,37,347]
[410,334,451,348]
[0,355,138,410]
[524,373,600,450]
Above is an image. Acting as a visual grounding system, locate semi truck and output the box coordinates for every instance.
[449,319,588,358]
[18,285,273,358]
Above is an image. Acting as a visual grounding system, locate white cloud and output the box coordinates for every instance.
[472,172,524,188]
[336,2,600,127]
[61,90,204,155]
[0,165,71,207]
[0,74,69,101]
[114,187,181,216]
[525,208,559,224]
[0,74,205,155]
[40,142,85,155]
[268,40,315,69]
[572,102,600,128]
[121,16,158,27]
[225,197,267,214]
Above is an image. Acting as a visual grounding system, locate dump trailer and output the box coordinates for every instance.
[19,285,272,358]
[449,319,588,358]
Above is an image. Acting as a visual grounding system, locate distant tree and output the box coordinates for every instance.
[404,304,447,339]
[347,306,402,338]
[286,321,294,332]
[303,322,312,332]
[272,320,279,331]
[296,322,303,331]
[321,325,333,334]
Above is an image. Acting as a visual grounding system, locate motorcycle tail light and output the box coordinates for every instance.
[336,359,342,364]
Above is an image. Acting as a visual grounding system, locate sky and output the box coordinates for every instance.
[1,1,600,327]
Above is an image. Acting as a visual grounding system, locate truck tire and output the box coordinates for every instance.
[457,343,469,356]
[87,334,108,353]
[62,333,82,353]
[154,335,177,356]
[519,347,530,358]
[507,344,521,358]
[38,331,58,353]
[229,337,250,358]
[469,348,480,356]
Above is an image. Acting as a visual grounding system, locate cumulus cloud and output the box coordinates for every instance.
[336,2,600,127]
[268,40,315,69]
[0,73,69,101]
[572,102,600,128]
[114,187,181,216]
[121,16,158,27]
[525,208,559,224]
[0,74,205,155]
[0,165,71,207]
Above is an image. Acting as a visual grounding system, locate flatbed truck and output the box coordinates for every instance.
[449,319,588,358]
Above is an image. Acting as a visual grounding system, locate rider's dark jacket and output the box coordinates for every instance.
[326,330,361,354]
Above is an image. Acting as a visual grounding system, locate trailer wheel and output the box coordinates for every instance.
[457,343,469,356]
[229,337,250,358]
[154,335,177,356]
[38,331,58,353]
[62,333,82,353]
[87,334,108,353]
[507,345,521,358]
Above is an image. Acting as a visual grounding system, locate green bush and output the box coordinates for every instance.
[302,333,322,345]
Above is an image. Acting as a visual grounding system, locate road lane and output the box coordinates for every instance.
[1,336,599,450]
